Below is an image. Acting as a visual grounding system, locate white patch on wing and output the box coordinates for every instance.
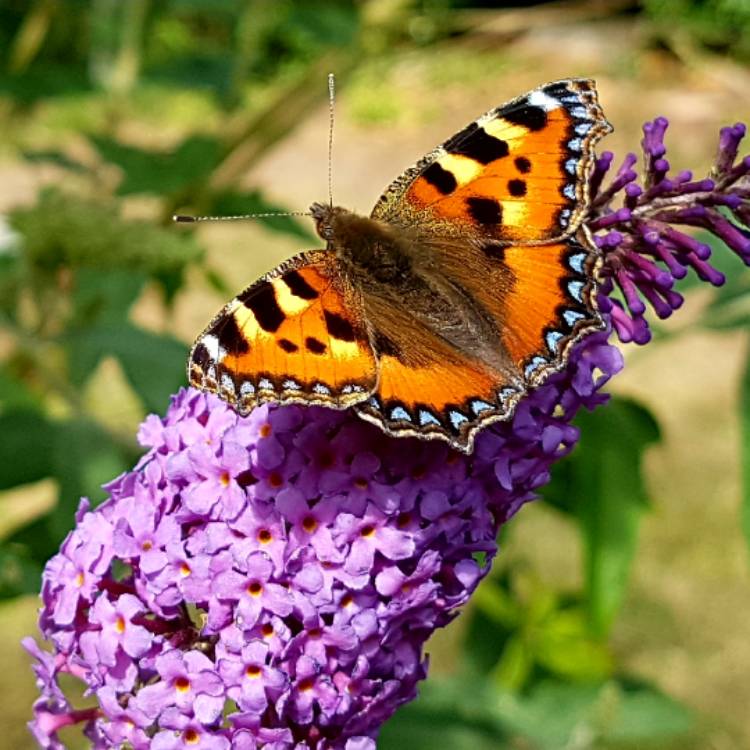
[201,334,225,361]
[529,90,562,111]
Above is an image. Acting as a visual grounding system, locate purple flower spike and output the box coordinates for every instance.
[590,116,750,342]
[26,331,623,749]
[25,112,750,749]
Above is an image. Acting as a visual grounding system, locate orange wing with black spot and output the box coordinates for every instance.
[372,79,611,244]
[355,232,602,452]
[188,251,377,413]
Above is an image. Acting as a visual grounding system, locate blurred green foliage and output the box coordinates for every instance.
[643,0,750,61]
[1,1,749,748]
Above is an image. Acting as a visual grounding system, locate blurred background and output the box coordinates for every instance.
[1,0,749,748]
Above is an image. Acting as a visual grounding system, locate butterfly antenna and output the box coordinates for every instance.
[328,72,335,208]
[173,210,311,223]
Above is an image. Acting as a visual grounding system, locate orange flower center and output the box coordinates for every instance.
[115,616,126,634]
[298,677,314,692]
[268,472,283,488]
[184,728,200,744]
[219,471,231,487]
[257,529,272,544]
[353,477,368,490]
[302,515,317,533]
[245,664,262,678]
[360,525,375,538]
[175,677,191,693]
[247,581,263,596]
[259,423,272,438]
[179,563,191,577]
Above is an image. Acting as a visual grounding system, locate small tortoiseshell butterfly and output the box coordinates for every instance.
[188,78,612,453]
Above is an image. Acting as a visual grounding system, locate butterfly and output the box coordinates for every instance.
[188,78,612,454]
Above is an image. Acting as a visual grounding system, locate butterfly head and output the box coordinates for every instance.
[310,202,346,243]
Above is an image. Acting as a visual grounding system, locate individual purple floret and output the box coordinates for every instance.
[24,329,622,750]
[590,118,750,344]
[25,118,749,749]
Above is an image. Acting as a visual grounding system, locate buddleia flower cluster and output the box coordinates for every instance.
[589,118,749,343]
[25,119,749,749]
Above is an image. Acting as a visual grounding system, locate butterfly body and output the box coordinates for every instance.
[189,79,613,453]
[312,202,511,376]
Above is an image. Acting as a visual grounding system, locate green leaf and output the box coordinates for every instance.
[496,680,603,749]
[70,268,146,328]
[570,397,660,637]
[0,544,43,599]
[741,346,750,559]
[6,516,59,571]
[675,230,745,292]
[65,323,187,411]
[493,635,532,691]
[0,366,42,413]
[379,678,510,750]
[22,149,90,174]
[533,608,613,682]
[10,189,204,278]
[0,410,56,490]
[463,575,518,675]
[49,419,130,537]
[607,682,692,742]
[498,679,691,748]
[89,134,221,196]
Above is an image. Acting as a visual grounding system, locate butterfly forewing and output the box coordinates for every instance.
[372,79,611,245]
[188,251,377,413]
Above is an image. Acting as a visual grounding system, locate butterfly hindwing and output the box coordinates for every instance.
[188,251,377,413]
[355,230,602,452]
[371,79,611,245]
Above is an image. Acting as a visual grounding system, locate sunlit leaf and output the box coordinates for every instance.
[492,635,532,691]
[533,609,613,682]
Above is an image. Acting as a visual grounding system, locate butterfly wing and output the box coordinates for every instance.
[188,251,377,413]
[356,230,601,452]
[371,79,611,245]
[355,79,609,451]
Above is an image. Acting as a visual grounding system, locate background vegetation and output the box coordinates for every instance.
[0,1,749,748]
